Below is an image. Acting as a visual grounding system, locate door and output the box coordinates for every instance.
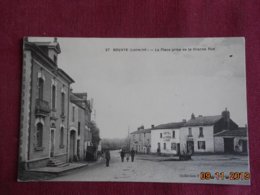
[242,140,248,153]
[70,131,76,161]
[224,138,234,153]
[186,141,194,154]
[50,130,54,157]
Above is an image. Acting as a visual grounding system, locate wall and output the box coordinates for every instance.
[151,129,180,155]
[26,50,70,168]
[130,132,151,153]
[214,137,224,152]
[179,126,214,153]
[19,49,32,163]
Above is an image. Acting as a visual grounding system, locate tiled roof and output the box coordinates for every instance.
[130,128,151,134]
[153,122,186,130]
[214,128,247,137]
[185,115,222,126]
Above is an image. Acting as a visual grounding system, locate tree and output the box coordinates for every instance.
[89,121,101,151]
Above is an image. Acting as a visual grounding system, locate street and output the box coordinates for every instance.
[50,151,250,185]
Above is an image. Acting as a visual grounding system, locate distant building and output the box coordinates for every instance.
[150,122,185,155]
[179,109,238,154]
[150,109,245,155]
[20,39,74,169]
[130,125,151,153]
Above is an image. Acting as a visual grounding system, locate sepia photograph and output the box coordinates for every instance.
[18,37,250,185]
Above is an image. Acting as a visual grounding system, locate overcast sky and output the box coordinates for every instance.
[30,37,247,139]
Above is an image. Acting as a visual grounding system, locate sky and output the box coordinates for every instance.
[30,37,248,139]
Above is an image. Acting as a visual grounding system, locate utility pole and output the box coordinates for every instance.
[128,126,130,151]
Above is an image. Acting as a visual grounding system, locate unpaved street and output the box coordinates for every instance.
[50,151,250,185]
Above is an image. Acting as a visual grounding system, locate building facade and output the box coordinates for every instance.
[150,122,185,155]
[149,109,244,156]
[69,93,92,162]
[130,126,151,153]
[20,39,74,169]
[179,110,239,154]
[214,127,248,154]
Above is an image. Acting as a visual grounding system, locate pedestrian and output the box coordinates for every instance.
[126,152,130,162]
[130,148,135,162]
[105,149,110,167]
[120,149,125,162]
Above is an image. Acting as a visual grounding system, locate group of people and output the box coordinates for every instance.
[103,148,136,167]
[120,148,135,162]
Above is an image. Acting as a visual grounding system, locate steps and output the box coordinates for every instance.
[47,158,69,167]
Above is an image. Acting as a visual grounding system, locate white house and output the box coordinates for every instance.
[179,110,239,154]
[150,122,185,155]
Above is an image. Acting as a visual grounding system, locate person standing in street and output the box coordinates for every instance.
[130,148,135,162]
[105,150,110,167]
[126,152,130,162]
[120,149,125,162]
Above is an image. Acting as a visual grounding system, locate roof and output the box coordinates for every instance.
[130,128,151,135]
[153,122,186,130]
[185,115,222,127]
[33,41,61,54]
[70,93,86,110]
[214,128,247,137]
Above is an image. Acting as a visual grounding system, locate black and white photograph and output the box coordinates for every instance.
[18,37,250,185]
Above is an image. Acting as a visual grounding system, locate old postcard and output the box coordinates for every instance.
[18,37,250,185]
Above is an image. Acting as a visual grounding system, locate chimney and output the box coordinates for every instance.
[182,119,186,123]
[221,108,230,129]
[191,113,195,120]
[151,125,154,129]
[54,37,58,42]
[198,115,203,117]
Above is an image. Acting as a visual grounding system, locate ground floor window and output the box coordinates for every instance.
[171,143,177,150]
[198,141,206,150]
[163,143,166,150]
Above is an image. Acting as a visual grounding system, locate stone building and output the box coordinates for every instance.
[130,125,151,153]
[214,127,248,154]
[69,93,92,162]
[20,39,74,169]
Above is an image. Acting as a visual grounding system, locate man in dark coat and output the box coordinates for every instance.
[105,150,110,167]
[120,149,125,162]
[130,148,135,162]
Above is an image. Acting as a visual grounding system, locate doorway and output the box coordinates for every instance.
[241,140,248,153]
[186,141,194,154]
[70,130,76,161]
[224,138,234,153]
[50,130,55,157]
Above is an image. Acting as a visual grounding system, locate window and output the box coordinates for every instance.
[163,143,166,150]
[158,142,160,149]
[160,133,162,138]
[172,131,175,138]
[78,121,81,135]
[38,78,44,100]
[188,127,192,137]
[51,85,56,110]
[171,143,177,150]
[60,127,64,146]
[199,127,204,137]
[198,141,206,150]
[61,92,65,115]
[36,123,43,147]
[72,107,75,122]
